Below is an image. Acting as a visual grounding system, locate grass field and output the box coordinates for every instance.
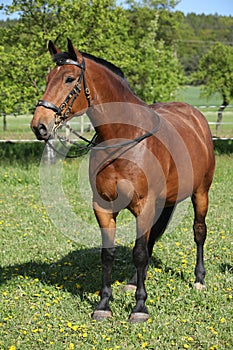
[0,150,233,349]
[175,86,233,139]
[0,86,233,140]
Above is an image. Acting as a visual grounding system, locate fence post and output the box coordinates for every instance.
[44,138,56,164]
[80,115,84,133]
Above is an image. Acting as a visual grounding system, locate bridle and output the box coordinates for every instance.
[36,56,91,132]
[36,54,161,156]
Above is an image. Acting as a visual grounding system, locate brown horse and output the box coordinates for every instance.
[31,39,215,322]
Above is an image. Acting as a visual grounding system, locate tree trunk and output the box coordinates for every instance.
[216,98,228,131]
[3,112,7,131]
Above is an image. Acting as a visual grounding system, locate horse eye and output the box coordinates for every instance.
[65,76,75,84]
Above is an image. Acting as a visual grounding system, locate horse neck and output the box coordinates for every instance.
[86,61,147,141]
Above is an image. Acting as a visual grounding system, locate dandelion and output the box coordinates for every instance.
[114,280,121,286]
[142,342,148,348]
[183,344,190,349]
[31,328,39,333]
[154,268,162,273]
[9,346,16,350]
[208,326,218,335]
[220,317,225,323]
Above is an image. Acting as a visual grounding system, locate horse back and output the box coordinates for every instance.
[149,102,215,200]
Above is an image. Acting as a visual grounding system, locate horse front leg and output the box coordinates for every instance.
[92,202,118,321]
[129,233,150,323]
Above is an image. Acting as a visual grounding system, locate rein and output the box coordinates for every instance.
[37,54,161,157]
[46,113,161,158]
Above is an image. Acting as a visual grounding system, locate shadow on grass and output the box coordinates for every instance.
[220,263,233,274]
[0,139,233,166]
[0,246,164,299]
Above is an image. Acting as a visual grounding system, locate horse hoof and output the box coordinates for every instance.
[92,310,112,321]
[123,284,137,292]
[194,282,206,291]
[129,312,149,323]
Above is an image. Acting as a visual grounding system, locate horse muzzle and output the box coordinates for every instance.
[31,120,55,141]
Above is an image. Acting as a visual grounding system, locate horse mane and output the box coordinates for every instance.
[81,52,125,79]
[52,51,125,79]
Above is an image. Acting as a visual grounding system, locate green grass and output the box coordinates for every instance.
[0,152,233,350]
[175,85,223,107]
[175,86,233,138]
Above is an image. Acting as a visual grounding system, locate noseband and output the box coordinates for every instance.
[36,56,91,130]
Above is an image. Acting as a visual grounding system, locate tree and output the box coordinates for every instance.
[0,0,185,118]
[193,43,233,130]
[126,3,184,102]
[0,0,133,114]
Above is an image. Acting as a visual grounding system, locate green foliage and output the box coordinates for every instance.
[192,43,233,104]
[1,1,233,114]
[214,140,233,155]
[0,142,44,163]
[0,0,185,114]
[175,13,233,76]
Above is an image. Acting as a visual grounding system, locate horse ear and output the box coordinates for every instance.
[67,38,78,62]
[48,40,60,57]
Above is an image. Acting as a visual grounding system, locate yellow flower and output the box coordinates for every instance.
[9,346,16,350]
[114,280,121,286]
[187,337,194,341]
[220,317,225,323]
[142,342,148,348]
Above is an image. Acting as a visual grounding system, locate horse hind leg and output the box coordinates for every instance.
[192,190,209,290]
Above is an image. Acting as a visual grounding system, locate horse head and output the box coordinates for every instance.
[31,39,91,140]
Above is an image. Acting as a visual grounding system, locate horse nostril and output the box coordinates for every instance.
[38,123,48,137]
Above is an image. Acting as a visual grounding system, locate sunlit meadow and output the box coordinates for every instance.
[0,149,232,349]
